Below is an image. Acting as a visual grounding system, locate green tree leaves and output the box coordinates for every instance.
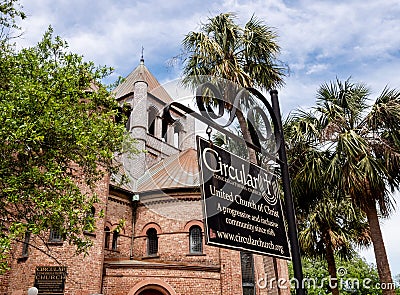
[289,255,383,295]
[0,27,135,273]
[181,13,287,91]
[0,0,25,42]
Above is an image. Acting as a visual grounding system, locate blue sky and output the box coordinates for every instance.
[16,0,400,276]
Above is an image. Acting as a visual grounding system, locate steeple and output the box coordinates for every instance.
[113,58,173,104]
[140,46,144,64]
[137,48,146,83]
[121,56,148,188]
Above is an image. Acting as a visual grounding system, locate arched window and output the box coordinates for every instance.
[116,103,132,131]
[112,230,119,250]
[21,231,31,257]
[189,226,203,254]
[148,107,158,136]
[84,206,96,233]
[49,229,63,243]
[146,228,158,256]
[161,119,168,142]
[173,122,183,148]
[241,251,255,295]
[104,227,111,249]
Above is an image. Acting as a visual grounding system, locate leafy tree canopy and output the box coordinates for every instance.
[0,27,135,273]
[288,254,386,295]
[0,0,25,43]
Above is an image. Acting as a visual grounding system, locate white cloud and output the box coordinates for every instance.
[306,63,329,75]
[18,0,400,88]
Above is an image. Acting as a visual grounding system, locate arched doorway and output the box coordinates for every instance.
[135,285,171,295]
[138,290,164,295]
[129,279,176,295]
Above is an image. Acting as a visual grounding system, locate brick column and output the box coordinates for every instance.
[122,79,148,188]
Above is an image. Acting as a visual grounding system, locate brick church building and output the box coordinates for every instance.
[0,59,289,295]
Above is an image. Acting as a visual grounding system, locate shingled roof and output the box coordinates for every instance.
[137,148,200,193]
[113,60,173,103]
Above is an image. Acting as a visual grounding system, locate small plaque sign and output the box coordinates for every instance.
[34,266,67,295]
[197,136,291,259]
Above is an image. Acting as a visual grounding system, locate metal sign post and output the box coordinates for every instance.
[270,90,305,295]
[163,83,305,295]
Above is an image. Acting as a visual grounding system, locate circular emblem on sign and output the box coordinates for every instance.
[262,183,278,206]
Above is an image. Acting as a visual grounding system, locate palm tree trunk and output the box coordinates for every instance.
[325,235,340,295]
[236,109,257,164]
[366,202,395,295]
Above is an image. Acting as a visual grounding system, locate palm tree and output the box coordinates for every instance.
[287,78,400,295]
[181,14,289,290]
[301,198,371,295]
[181,12,287,163]
[285,124,371,295]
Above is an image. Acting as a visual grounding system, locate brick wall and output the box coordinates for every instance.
[0,267,10,294]
[101,192,250,295]
[104,193,133,260]
[103,266,222,295]
[1,175,109,295]
[130,198,220,266]
[2,182,290,295]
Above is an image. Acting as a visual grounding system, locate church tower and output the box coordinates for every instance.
[113,58,195,191]
[130,60,148,179]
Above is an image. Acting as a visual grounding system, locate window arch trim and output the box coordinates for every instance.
[183,220,203,232]
[141,222,162,236]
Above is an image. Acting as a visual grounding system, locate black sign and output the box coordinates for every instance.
[197,136,291,259]
[34,266,67,295]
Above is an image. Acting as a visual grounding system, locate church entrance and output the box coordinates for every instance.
[131,280,174,295]
[138,290,165,295]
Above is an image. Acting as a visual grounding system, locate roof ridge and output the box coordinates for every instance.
[113,61,173,103]
[137,148,199,192]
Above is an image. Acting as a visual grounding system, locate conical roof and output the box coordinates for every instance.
[113,60,173,103]
[137,149,200,193]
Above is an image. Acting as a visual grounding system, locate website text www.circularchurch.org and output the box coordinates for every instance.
[256,267,397,291]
